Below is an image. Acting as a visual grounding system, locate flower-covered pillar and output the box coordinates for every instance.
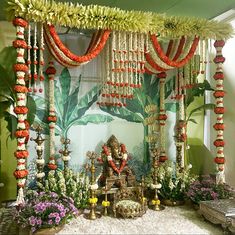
[12,17,29,204]
[45,61,58,171]
[158,72,168,163]
[213,40,226,184]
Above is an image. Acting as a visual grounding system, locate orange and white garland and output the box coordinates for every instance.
[44,24,110,67]
[102,144,128,174]
[213,40,226,184]
[27,22,45,93]
[158,72,168,163]
[45,61,58,171]
[12,17,29,204]
[98,31,146,107]
[145,35,199,74]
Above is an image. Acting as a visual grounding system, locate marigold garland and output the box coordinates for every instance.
[14,150,29,158]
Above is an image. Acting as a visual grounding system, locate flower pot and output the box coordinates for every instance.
[18,225,64,235]
[34,225,64,235]
[162,199,185,206]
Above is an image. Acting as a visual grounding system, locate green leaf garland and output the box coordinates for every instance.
[6,0,234,39]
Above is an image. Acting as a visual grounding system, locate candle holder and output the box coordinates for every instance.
[150,148,165,211]
[86,151,101,220]
[102,185,110,216]
[30,125,45,185]
[59,138,71,173]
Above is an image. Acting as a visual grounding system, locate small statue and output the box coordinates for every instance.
[99,135,135,188]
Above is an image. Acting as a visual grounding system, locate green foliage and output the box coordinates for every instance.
[33,67,114,137]
[37,168,90,209]
[146,160,197,201]
[0,46,36,138]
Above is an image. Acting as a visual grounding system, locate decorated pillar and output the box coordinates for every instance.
[45,62,58,171]
[213,40,226,184]
[158,72,168,162]
[12,17,29,204]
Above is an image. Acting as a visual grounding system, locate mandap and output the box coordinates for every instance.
[5,0,233,203]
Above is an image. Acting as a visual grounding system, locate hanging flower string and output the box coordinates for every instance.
[149,34,199,68]
[158,72,168,163]
[44,24,110,67]
[45,61,57,171]
[213,40,226,183]
[38,23,45,93]
[99,31,146,107]
[12,17,29,204]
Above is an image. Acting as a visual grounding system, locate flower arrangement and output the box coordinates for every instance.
[14,190,78,233]
[37,168,90,209]
[186,175,233,205]
[152,160,197,201]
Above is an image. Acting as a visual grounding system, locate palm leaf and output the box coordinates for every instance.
[100,106,143,123]
[187,103,215,122]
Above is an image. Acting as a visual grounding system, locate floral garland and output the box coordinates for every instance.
[45,61,57,171]
[44,24,110,67]
[12,17,29,204]
[150,34,200,68]
[102,144,128,174]
[6,0,233,39]
[158,72,168,163]
[213,40,226,183]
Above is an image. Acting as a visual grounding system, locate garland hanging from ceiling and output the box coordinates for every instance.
[6,0,233,39]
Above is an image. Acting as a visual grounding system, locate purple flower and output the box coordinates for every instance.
[60,211,66,217]
[29,216,36,226]
[36,218,42,225]
[55,217,61,224]
[50,192,58,198]
[48,219,53,225]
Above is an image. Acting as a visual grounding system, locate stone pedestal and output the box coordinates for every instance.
[199,199,235,233]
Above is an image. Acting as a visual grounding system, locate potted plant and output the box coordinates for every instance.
[14,190,78,234]
[152,160,197,206]
[186,175,233,207]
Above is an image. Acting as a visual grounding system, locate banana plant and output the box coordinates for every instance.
[33,67,114,138]
[100,73,176,164]
[0,46,36,139]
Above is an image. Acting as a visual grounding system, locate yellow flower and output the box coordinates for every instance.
[142,197,147,203]
[102,200,110,207]
[152,199,160,205]
[89,197,98,204]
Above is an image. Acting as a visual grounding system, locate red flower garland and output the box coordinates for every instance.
[213,139,225,147]
[13,18,28,28]
[213,72,224,80]
[213,90,225,98]
[47,163,58,170]
[47,116,57,122]
[14,169,28,179]
[159,155,168,162]
[14,85,28,93]
[213,123,225,130]
[15,129,29,138]
[13,39,28,49]
[157,114,168,121]
[14,150,29,159]
[150,34,199,68]
[14,106,28,114]
[214,157,225,164]
[14,63,28,72]
[214,107,225,114]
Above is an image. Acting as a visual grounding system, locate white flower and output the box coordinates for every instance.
[167,167,173,172]
[37,172,45,178]
[89,184,98,190]
[35,145,44,151]
[187,164,192,169]
[169,180,175,190]
[150,183,162,189]
[36,159,45,165]
[62,155,71,161]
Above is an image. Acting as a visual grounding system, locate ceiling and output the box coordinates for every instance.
[1,0,235,21]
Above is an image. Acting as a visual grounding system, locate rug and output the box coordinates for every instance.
[57,205,224,234]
